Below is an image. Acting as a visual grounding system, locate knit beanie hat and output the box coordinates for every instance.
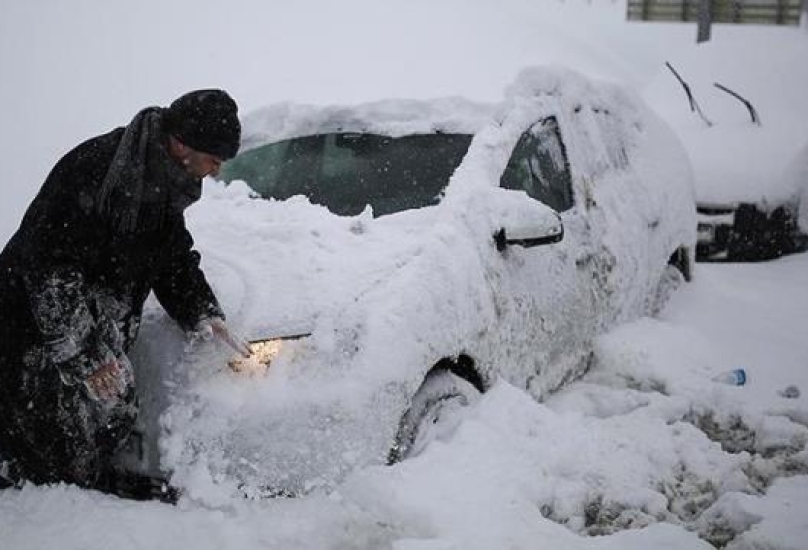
[164,89,241,159]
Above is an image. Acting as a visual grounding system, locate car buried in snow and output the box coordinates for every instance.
[122,66,696,499]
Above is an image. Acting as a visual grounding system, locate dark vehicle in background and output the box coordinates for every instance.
[695,140,808,261]
[697,198,807,261]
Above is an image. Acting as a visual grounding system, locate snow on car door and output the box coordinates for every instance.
[498,116,601,397]
[570,103,663,323]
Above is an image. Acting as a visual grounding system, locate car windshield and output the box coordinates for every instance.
[219,132,473,217]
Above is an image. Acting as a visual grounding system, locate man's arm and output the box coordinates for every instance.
[152,215,224,332]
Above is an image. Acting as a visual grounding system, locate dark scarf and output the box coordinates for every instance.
[97,107,202,234]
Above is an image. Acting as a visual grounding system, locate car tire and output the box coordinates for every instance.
[648,264,685,316]
[388,369,481,464]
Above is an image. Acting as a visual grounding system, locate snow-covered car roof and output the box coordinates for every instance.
[238,97,497,153]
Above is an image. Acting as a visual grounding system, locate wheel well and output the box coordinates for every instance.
[431,354,485,393]
[668,246,693,282]
[388,354,484,465]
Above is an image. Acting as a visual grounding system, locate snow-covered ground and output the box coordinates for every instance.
[1,1,807,548]
[2,253,806,549]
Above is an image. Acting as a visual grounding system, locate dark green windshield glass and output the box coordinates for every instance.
[220,133,473,217]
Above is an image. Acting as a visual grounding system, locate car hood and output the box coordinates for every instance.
[188,183,455,339]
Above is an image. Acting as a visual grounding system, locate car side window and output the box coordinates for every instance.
[500,117,574,212]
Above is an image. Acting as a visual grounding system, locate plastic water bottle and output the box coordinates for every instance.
[711,368,747,386]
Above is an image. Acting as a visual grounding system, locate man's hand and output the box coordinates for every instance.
[195,317,250,358]
[85,360,125,401]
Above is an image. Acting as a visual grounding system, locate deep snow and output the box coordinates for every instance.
[1,1,807,549]
[3,255,807,549]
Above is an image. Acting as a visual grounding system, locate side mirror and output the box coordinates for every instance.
[494,213,564,252]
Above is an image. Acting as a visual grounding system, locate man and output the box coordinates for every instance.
[0,89,248,492]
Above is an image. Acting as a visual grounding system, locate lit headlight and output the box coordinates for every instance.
[227,333,311,377]
[228,339,285,376]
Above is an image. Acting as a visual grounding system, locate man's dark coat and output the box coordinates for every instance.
[0,110,223,486]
